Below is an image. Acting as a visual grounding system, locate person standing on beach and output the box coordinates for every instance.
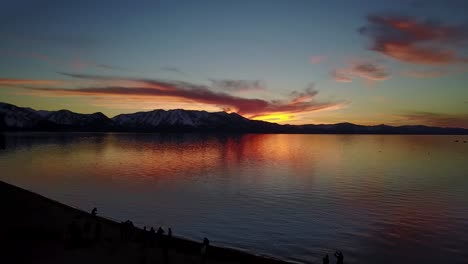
[94,220,101,243]
[323,253,329,264]
[150,227,156,247]
[200,237,210,264]
[167,228,172,248]
[162,229,170,264]
[334,251,344,264]
[157,227,165,236]
[156,227,165,247]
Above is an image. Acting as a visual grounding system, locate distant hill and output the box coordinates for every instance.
[1,102,467,134]
[0,102,114,131]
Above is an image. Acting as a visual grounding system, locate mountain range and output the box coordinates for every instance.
[1,102,467,134]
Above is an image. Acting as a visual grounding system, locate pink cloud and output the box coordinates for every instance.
[359,15,468,65]
[332,62,390,83]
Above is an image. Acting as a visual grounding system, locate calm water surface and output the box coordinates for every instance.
[1,133,467,263]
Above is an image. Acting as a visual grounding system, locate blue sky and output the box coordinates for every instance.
[1,0,467,127]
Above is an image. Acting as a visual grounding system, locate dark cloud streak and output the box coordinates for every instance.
[20,74,346,117]
[210,79,265,92]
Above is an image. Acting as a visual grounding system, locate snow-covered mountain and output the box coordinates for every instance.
[0,102,114,131]
[0,102,43,128]
[112,109,257,130]
[0,102,272,132]
[1,102,467,134]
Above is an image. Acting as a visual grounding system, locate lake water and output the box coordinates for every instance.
[1,133,467,263]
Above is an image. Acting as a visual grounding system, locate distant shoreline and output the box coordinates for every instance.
[2,131,468,135]
[1,180,294,264]
[2,102,467,135]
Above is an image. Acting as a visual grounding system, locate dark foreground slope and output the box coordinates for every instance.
[1,102,467,134]
[0,180,292,264]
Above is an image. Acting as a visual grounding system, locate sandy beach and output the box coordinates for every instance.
[0,180,294,264]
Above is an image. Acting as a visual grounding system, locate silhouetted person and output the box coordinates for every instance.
[120,220,134,242]
[150,227,156,247]
[162,230,170,264]
[141,226,149,248]
[91,207,97,216]
[323,254,329,264]
[167,228,173,248]
[157,227,165,235]
[120,222,126,240]
[127,220,135,240]
[200,237,210,264]
[335,251,344,264]
[94,221,102,242]
[156,227,165,247]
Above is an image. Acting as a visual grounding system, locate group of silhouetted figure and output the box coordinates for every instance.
[139,226,175,264]
[65,207,211,264]
[66,206,347,264]
[137,225,209,264]
[322,251,344,264]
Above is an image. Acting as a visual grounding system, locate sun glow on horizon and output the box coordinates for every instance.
[252,113,294,123]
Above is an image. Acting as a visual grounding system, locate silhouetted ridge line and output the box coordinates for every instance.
[1,102,467,134]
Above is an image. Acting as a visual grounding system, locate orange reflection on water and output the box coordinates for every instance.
[1,133,468,264]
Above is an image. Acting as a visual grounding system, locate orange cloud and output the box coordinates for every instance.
[360,15,468,65]
[380,43,456,65]
[6,74,347,119]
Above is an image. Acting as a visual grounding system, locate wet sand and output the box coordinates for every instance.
[0,181,294,264]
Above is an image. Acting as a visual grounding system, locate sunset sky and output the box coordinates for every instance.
[1,0,467,128]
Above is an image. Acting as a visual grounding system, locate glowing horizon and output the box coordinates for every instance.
[1,1,467,128]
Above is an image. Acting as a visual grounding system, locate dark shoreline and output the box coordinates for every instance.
[1,180,295,264]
